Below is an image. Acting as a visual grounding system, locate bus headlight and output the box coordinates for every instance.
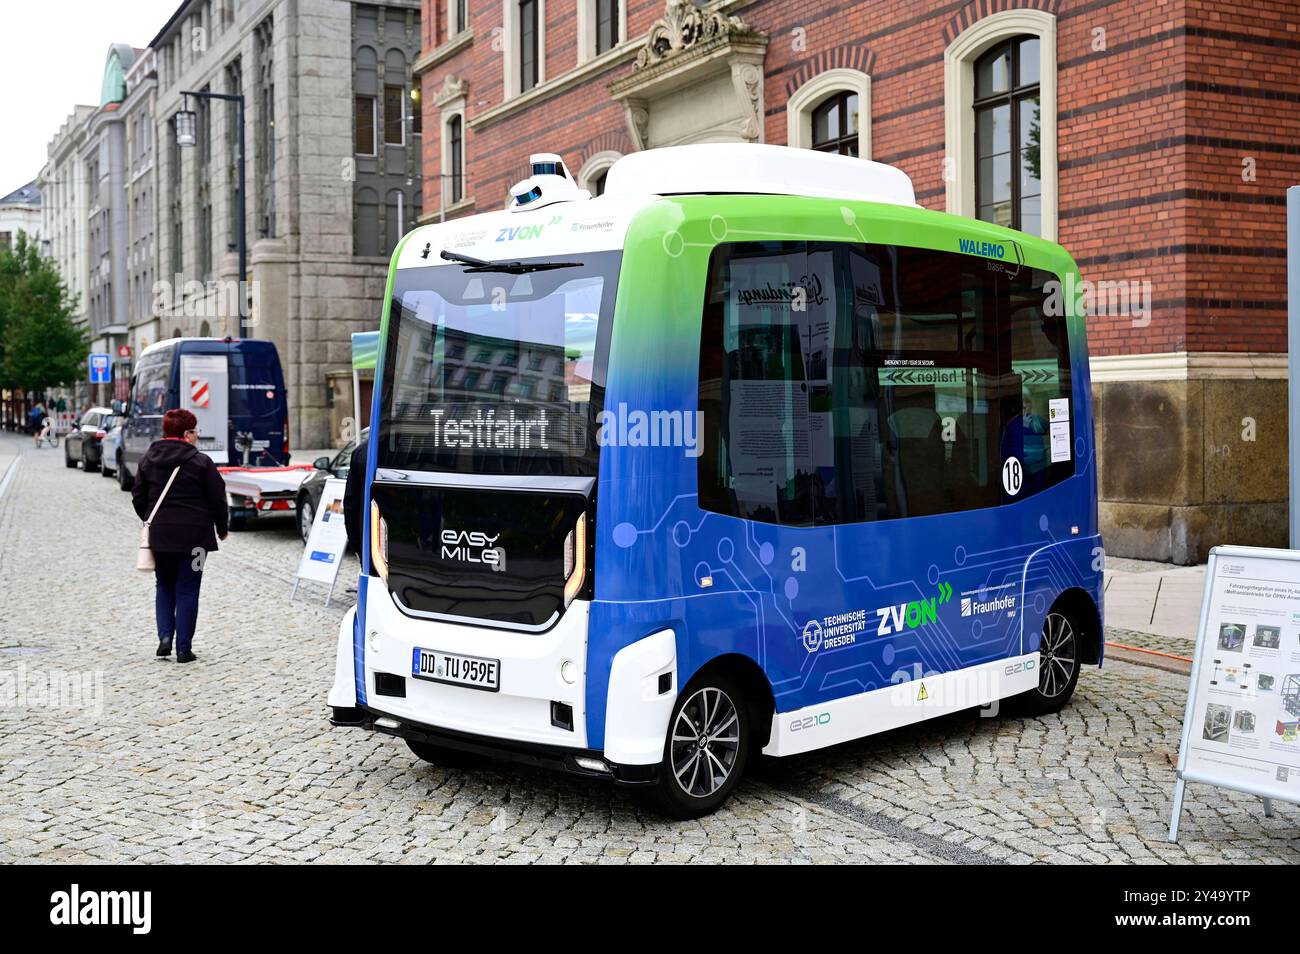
[562,513,586,607]
[371,500,389,581]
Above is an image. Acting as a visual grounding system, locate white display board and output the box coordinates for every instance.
[1169,545,1300,840]
[180,353,230,463]
[291,478,349,605]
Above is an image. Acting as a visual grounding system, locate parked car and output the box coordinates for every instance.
[100,418,125,482]
[297,428,367,544]
[64,407,115,472]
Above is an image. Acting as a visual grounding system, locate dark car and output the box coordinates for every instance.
[297,428,367,543]
[64,407,116,472]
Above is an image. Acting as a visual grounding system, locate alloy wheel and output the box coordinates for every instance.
[1039,612,1077,699]
[669,687,741,798]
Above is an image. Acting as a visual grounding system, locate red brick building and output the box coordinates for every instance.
[413,0,1300,562]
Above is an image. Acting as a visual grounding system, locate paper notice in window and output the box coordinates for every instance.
[1049,397,1070,423]
[1050,421,1071,463]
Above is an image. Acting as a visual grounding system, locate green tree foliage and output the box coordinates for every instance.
[0,231,87,391]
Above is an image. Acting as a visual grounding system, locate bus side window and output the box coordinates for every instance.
[1004,268,1073,496]
[698,240,1004,526]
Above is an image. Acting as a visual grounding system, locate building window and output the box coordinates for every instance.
[811,91,859,156]
[383,84,405,145]
[943,9,1057,240]
[447,114,464,203]
[169,116,183,277]
[354,187,379,256]
[355,96,377,155]
[595,0,619,55]
[786,69,871,158]
[519,0,540,92]
[225,57,242,256]
[578,150,621,196]
[973,36,1040,235]
[196,88,213,280]
[449,0,468,36]
[254,17,276,238]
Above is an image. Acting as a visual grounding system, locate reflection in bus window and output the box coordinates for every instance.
[377,251,622,476]
[698,241,1071,527]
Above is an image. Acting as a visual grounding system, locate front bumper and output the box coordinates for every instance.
[332,704,659,786]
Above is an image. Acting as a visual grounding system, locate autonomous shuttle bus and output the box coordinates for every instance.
[328,145,1104,818]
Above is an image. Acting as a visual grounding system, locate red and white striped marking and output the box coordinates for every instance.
[190,378,210,408]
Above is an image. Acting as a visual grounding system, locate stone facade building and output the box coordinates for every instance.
[416,0,1300,563]
[149,0,423,448]
[38,106,95,409]
[84,45,141,385]
[0,181,42,252]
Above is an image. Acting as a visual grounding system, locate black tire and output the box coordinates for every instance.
[100,456,114,477]
[406,738,481,769]
[297,493,315,542]
[83,447,99,473]
[64,447,77,468]
[644,673,749,820]
[228,504,248,532]
[1014,606,1084,716]
[118,460,134,491]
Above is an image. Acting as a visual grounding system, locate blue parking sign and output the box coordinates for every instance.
[88,353,111,384]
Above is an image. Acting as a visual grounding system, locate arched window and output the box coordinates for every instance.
[811,91,859,157]
[578,150,622,196]
[785,69,871,158]
[973,36,1040,234]
[943,10,1057,239]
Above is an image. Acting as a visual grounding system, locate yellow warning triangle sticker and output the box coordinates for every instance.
[917,682,929,701]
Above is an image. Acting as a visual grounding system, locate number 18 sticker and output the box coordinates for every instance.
[1002,456,1023,496]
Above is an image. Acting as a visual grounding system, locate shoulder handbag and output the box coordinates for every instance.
[137,466,182,572]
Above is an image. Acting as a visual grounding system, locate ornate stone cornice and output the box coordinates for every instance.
[435,74,467,108]
[634,0,761,70]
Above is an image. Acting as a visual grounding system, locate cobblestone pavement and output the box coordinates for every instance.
[0,433,1296,864]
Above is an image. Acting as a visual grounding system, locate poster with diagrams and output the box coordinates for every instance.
[1175,547,1300,810]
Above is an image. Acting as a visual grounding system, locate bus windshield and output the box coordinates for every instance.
[376,250,621,476]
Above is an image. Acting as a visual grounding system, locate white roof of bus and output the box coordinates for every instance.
[394,145,917,269]
[602,143,917,207]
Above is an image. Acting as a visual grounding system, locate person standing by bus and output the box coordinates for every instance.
[131,409,229,662]
[342,435,369,554]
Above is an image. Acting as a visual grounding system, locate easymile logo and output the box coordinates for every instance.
[49,884,151,935]
[441,529,505,570]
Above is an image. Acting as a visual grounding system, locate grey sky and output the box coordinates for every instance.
[0,1,180,195]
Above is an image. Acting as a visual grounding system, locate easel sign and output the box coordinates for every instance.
[1169,545,1300,841]
[291,477,349,606]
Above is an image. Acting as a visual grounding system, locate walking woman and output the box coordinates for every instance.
[132,409,228,662]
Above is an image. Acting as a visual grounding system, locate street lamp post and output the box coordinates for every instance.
[176,90,247,338]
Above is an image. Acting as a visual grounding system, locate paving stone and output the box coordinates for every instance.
[0,435,1296,864]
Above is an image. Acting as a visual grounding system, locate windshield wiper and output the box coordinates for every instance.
[440,249,583,274]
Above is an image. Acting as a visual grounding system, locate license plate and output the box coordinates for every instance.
[411,647,500,692]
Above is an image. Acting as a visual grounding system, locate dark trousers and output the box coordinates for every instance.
[154,551,203,654]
